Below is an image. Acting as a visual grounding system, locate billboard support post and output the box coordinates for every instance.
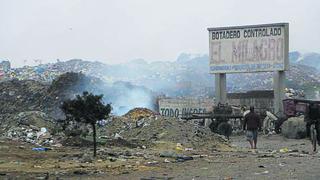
[215,73,227,104]
[273,71,285,114]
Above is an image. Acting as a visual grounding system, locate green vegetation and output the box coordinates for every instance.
[61,91,111,157]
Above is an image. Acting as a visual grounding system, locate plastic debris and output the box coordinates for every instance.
[32,147,51,151]
[175,143,183,151]
[279,148,289,153]
[254,170,269,175]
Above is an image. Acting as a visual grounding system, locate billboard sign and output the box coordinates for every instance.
[208,23,289,73]
[158,98,214,118]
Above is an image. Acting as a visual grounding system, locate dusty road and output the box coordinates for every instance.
[114,134,320,180]
[1,134,320,180]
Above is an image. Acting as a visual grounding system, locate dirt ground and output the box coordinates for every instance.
[1,134,320,180]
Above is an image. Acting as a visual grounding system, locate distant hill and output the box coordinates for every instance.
[10,51,320,99]
[289,51,320,70]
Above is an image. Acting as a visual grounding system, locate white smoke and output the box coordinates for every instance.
[91,81,155,116]
[111,88,153,115]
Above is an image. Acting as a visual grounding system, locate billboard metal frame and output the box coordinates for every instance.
[208,23,289,74]
[207,23,289,114]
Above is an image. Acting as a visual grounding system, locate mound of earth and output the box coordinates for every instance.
[101,116,230,151]
[0,111,54,133]
[0,79,47,114]
[0,72,104,120]
[124,108,157,121]
[47,72,103,98]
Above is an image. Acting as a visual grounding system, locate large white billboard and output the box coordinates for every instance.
[208,23,289,73]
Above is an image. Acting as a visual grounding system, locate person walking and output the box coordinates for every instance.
[243,106,260,149]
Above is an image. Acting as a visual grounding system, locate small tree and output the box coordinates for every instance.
[61,91,111,157]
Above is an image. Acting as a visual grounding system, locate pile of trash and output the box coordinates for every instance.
[285,88,305,99]
[0,111,61,146]
[5,126,55,146]
[101,115,230,151]
[123,108,157,121]
[0,79,47,114]
[0,72,228,151]
[0,72,106,120]
[0,111,54,131]
[281,115,307,139]
[1,59,107,83]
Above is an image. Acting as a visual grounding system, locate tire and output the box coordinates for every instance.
[217,122,232,140]
[209,121,216,133]
[275,117,287,134]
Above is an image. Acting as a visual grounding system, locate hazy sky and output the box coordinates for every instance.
[1,0,319,67]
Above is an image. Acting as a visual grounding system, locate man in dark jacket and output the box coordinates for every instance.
[243,106,260,149]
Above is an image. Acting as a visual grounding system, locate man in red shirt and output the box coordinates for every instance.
[243,106,261,149]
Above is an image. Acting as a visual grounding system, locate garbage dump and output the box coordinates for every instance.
[0,60,319,179]
[0,72,229,151]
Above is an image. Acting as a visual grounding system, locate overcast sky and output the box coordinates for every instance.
[0,0,319,67]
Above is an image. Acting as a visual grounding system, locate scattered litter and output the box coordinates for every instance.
[52,143,62,147]
[280,148,289,153]
[176,143,183,151]
[40,127,47,133]
[257,154,275,158]
[254,170,269,175]
[145,161,158,165]
[290,149,299,153]
[279,163,285,167]
[32,147,51,151]
[176,155,193,162]
[288,153,308,157]
[160,151,177,158]
[114,133,123,139]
